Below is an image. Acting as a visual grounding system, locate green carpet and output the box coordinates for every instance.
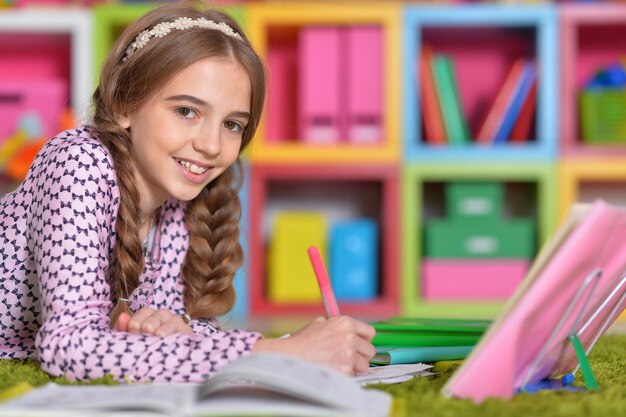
[0,335,624,416]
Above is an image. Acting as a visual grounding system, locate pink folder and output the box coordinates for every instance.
[443,200,626,402]
[267,43,298,142]
[346,27,382,144]
[298,27,343,144]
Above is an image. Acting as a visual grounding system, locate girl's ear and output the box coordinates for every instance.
[117,113,131,129]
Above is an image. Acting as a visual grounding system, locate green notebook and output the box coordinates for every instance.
[371,317,491,334]
[371,317,491,348]
[372,332,482,347]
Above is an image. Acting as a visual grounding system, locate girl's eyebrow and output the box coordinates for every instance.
[165,94,208,107]
[229,111,251,121]
[165,94,250,120]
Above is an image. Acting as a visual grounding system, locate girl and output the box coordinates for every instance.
[0,2,375,382]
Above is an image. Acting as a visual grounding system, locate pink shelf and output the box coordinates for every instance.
[248,164,399,318]
[0,33,71,83]
[561,4,626,156]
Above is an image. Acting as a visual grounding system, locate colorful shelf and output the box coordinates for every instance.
[402,162,556,317]
[403,5,558,162]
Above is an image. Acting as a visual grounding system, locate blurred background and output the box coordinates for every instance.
[1,0,625,333]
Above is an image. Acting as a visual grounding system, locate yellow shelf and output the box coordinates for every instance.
[558,158,626,221]
[245,2,401,164]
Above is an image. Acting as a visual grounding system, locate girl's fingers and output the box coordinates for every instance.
[154,319,180,337]
[352,320,376,341]
[153,318,193,337]
[354,354,371,375]
[113,312,131,332]
[356,337,376,360]
[127,307,156,334]
[140,309,175,334]
[327,316,375,341]
[120,307,193,336]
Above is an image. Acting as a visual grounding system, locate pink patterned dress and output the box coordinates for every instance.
[0,127,260,382]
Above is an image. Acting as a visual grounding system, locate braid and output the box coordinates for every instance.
[91,88,144,328]
[182,161,244,318]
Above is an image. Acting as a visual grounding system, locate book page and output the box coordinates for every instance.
[198,353,391,416]
[0,382,197,415]
[2,355,392,417]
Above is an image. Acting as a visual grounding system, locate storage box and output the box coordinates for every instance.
[421,259,528,300]
[268,212,326,303]
[580,88,626,144]
[330,219,378,301]
[423,219,535,258]
[445,182,503,221]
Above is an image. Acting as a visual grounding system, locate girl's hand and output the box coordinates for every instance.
[251,315,376,376]
[113,307,193,337]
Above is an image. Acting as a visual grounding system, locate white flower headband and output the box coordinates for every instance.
[122,17,242,62]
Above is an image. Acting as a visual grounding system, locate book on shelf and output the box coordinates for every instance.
[475,58,526,144]
[0,353,392,417]
[493,61,537,144]
[509,80,537,143]
[418,45,447,145]
[431,54,470,145]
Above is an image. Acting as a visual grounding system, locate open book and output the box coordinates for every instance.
[0,353,392,417]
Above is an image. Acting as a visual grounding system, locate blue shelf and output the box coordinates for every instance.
[403,5,559,162]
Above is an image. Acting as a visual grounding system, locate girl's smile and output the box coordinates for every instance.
[173,156,214,184]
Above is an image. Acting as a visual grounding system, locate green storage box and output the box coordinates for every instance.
[580,89,626,144]
[446,182,503,221]
[423,219,535,258]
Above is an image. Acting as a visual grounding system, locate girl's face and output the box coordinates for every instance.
[119,57,251,209]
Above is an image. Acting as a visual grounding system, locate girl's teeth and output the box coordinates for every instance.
[178,159,208,174]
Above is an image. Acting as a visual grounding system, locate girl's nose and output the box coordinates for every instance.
[193,124,221,156]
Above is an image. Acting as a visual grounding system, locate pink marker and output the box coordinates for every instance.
[307,246,341,317]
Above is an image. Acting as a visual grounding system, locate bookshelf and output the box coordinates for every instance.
[559,159,626,220]
[403,4,558,162]
[244,2,402,320]
[0,8,92,195]
[245,2,401,164]
[0,8,93,115]
[402,162,556,317]
[1,2,625,323]
[249,163,399,318]
[560,4,626,157]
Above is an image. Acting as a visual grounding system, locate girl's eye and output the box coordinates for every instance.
[224,120,244,133]
[175,107,197,119]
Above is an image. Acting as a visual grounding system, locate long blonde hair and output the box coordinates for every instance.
[90,3,265,326]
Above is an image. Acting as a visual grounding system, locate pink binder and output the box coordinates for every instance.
[267,43,298,142]
[298,27,343,144]
[443,200,626,402]
[0,78,68,143]
[346,27,382,144]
